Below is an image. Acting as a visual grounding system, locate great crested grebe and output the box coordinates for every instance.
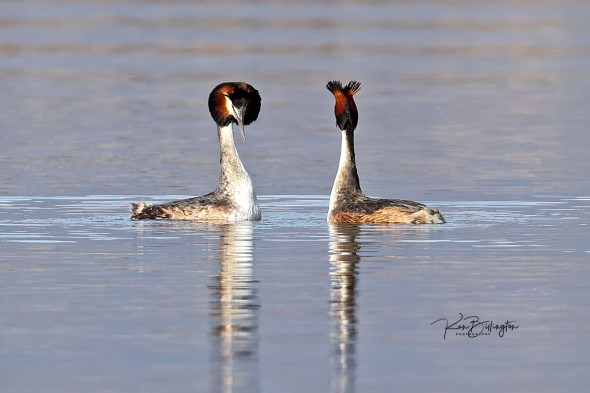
[131,82,262,221]
[325,80,444,224]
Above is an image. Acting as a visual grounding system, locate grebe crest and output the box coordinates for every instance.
[131,82,262,221]
[325,80,444,225]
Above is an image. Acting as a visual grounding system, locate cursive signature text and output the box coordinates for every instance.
[431,313,519,339]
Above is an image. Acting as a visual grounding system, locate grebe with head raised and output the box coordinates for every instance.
[131,82,262,221]
[325,80,444,224]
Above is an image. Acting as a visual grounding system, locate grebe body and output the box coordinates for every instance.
[326,80,444,225]
[131,82,262,221]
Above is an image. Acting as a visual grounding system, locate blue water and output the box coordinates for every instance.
[1,195,589,392]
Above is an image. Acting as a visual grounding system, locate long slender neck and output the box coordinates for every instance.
[215,124,253,198]
[330,129,363,208]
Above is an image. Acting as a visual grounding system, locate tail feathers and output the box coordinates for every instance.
[130,202,171,220]
[410,207,445,224]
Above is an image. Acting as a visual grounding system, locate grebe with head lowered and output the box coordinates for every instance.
[325,80,444,224]
[131,82,262,221]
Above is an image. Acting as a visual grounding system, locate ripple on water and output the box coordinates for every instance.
[0,195,587,246]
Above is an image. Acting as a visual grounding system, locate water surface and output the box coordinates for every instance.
[1,195,589,392]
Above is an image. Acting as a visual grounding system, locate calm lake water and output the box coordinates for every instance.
[1,1,590,392]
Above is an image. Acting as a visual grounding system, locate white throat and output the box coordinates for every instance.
[217,124,261,221]
[329,131,351,212]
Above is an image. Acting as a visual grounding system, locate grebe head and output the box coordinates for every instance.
[208,82,262,141]
[326,80,361,132]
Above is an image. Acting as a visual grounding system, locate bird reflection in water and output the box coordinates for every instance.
[209,222,259,393]
[329,223,361,393]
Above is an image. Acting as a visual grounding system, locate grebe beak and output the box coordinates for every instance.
[232,104,247,142]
